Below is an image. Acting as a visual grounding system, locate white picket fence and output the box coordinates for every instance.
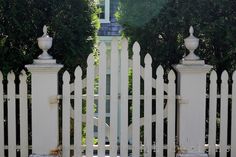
[60,39,176,157]
[0,39,236,157]
[0,71,29,157]
[60,39,236,157]
[207,70,236,157]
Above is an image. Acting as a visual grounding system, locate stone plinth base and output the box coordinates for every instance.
[176,153,208,157]
[34,59,56,64]
[181,59,205,65]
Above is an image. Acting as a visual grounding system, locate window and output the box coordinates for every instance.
[97,0,110,23]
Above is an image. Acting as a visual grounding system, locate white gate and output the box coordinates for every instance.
[61,39,176,157]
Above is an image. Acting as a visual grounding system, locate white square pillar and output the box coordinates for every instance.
[174,61,212,156]
[26,63,63,155]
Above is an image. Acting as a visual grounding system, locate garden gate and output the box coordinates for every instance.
[60,39,176,157]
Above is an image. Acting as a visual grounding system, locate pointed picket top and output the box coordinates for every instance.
[87,53,94,65]
[99,42,106,56]
[144,53,152,65]
[156,65,164,77]
[132,41,140,55]
[75,66,82,78]
[121,38,128,50]
[99,42,106,67]
[210,70,217,81]
[19,70,27,81]
[233,70,236,81]
[221,70,229,82]
[168,70,176,81]
[0,71,3,80]
[7,71,15,81]
[111,38,118,50]
[63,71,70,83]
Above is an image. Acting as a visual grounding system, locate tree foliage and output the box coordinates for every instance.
[117,0,236,75]
[0,0,99,75]
[117,0,166,28]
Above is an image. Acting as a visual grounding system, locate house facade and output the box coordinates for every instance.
[97,0,122,44]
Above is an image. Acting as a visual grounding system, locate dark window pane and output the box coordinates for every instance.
[97,0,106,19]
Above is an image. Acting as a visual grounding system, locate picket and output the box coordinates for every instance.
[0,72,4,157]
[231,71,236,157]
[156,66,164,157]
[167,70,175,157]
[98,42,107,157]
[208,71,217,157]
[132,42,141,157]
[86,54,95,157]
[109,39,119,157]
[62,71,71,157]
[120,39,129,157]
[220,71,228,157]
[19,71,28,157]
[144,54,152,157]
[74,66,83,157]
[7,72,16,157]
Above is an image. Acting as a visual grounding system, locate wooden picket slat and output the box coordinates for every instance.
[156,66,164,157]
[132,42,141,157]
[109,39,119,157]
[0,72,4,157]
[19,71,28,157]
[86,54,95,157]
[7,72,16,157]
[62,71,71,157]
[167,70,175,157]
[220,71,228,157]
[208,71,217,157]
[120,39,129,157]
[231,71,236,157]
[98,42,107,157]
[144,54,152,157]
[74,66,83,157]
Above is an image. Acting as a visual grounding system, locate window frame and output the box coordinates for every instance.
[99,0,110,23]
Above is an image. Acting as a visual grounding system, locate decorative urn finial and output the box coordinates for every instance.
[184,26,200,60]
[37,25,53,60]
